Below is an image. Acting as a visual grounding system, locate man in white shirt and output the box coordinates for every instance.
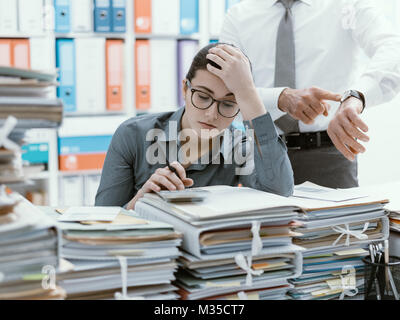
[219,0,400,188]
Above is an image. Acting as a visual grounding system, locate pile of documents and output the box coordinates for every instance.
[0,149,23,184]
[0,116,47,186]
[135,186,304,300]
[287,182,390,300]
[288,246,368,300]
[42,206,182,300]
[0,66,62,186]
[355,181,400,258]
[363,182,400,233]
[0,189,64,299]
[0,66,63,129]
[382,187,400,258]
[0,116,24,184]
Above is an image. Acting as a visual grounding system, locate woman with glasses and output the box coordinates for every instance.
[95,43,294,209]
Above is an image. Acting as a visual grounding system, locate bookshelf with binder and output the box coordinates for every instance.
[0,0,241,206]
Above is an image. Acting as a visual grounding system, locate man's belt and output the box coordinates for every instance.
[280,131,333,150]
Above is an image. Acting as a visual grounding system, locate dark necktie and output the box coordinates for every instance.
[274,0,300,134]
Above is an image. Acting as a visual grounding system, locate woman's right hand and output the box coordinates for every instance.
[126,161,194,210]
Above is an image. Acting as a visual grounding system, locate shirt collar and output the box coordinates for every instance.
[157,106,185,142]
[154,106,237,162]
[263,0,312,8]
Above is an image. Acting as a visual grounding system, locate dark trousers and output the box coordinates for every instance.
[288,145,358,189]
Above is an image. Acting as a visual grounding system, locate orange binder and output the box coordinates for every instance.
[59,153,107,171]
[11,39,31,69]
[106,39,124,111]
[134,0,152,33]
[135,40,151,111]
[0,39,12,67]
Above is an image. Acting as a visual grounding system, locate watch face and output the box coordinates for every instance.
[341,91,351,103]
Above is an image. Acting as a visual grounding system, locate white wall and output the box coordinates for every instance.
[358,0,400,186]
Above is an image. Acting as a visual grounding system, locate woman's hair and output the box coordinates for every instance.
[185,42,253,82]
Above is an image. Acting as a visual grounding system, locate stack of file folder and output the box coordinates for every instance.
[382,187,400,257]
[363,182,400,233]
[389,211,400,233]
[355,182,400,258]
[0,116,47,185]
[286,183,390,300]
[0,190,64,299]
[0,66,63,129]
[135,186,305,300]
[0,145,23,184]
[288,246,369,300]
[42,206,182,300]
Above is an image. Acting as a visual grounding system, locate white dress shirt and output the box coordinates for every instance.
[219,0,400,133]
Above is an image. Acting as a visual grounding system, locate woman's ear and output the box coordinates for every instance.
[182,79,188,94]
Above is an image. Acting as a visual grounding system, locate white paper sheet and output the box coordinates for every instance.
[58,206,121,222]
[294,182,368,202]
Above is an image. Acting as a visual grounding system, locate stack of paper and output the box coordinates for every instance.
[175,246,302,300]
[0,190,64,299]
[287,182,390,300]
[288,246,368,300]
[357,181,400,233]
[135,186,305,300]
[353,182,400,258]
[0,147,24,184]
[42,206,182,300]
[0,66,62,129]
[0,116,48,185]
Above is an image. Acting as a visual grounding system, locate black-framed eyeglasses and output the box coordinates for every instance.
[186,80,240,118]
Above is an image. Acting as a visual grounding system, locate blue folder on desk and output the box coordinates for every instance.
[54,0,71,33]
[111,0,126,32]
[94,0,112,32]
[56,39,76,113]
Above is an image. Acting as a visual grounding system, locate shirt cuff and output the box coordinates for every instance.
[244,113,278,143]
[351,75,382,109]
[256,87,287,121]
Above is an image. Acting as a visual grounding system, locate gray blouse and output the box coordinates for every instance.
[95,107,294,207]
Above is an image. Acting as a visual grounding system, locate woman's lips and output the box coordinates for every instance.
[198,121,217,129]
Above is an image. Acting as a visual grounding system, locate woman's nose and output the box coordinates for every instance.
[204,101,219,120]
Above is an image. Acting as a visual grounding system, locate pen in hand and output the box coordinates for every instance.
[166,159,194,189]
[166,159,177,175]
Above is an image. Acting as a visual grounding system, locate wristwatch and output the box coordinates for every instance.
[340,90,366,113]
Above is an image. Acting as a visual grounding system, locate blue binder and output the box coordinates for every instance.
[226,0,241,11]
[94,0,112,32]
[54,0,71,33]
[180,0,199,35]
[59,135,113,155]
[111,0,126,32]
[22,143,49,165]
[56,39,76,113]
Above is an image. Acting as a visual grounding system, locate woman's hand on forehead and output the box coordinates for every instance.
[206,44,254,97]
[206,43,267,121]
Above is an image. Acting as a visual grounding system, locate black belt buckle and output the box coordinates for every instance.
[281,133,301,150]
[281,132,325,150]
[303,132,322,150]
